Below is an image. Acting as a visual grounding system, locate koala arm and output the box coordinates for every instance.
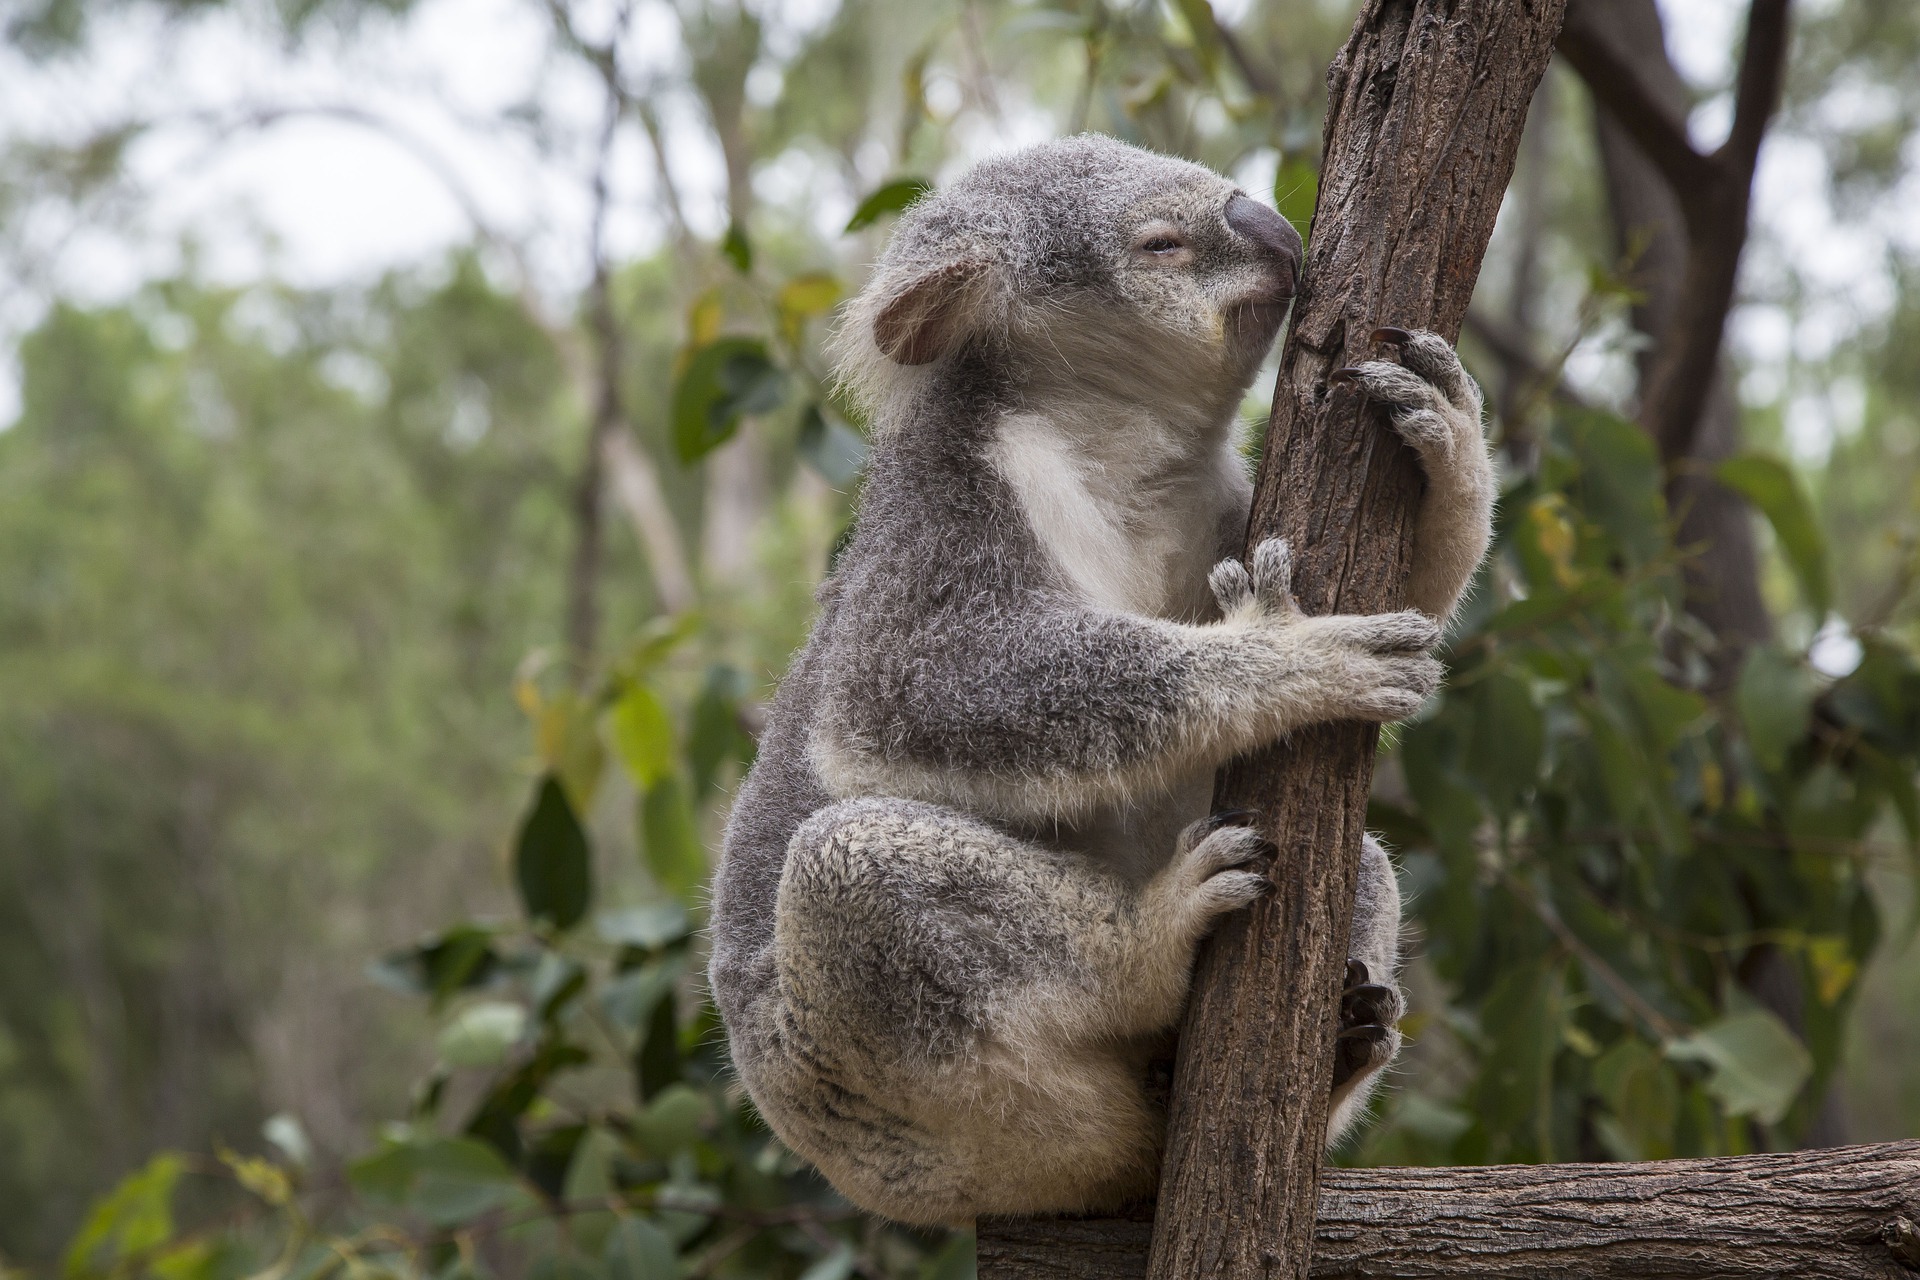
[1335,330,1496,624]
[811,541,1439,825]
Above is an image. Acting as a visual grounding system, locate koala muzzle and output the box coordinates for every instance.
[1225,193,1303,290]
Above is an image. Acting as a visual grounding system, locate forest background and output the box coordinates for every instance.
[2,0,1919,1275]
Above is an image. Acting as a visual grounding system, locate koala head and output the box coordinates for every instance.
[834,134,1302,428]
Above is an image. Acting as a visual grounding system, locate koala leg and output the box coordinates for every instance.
[740,797,1269,1226]
[1327,834,1404,1144]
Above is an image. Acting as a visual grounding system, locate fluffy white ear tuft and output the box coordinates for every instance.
[873,259,987,365]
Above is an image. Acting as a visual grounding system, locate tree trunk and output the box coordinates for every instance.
[1583,0,1772,681]
[980,1140,1920,1280]
[1136,3,1567,1278]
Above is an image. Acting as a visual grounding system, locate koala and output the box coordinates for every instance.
[708,135,1494,1228]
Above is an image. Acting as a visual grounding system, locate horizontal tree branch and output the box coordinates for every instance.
[979,1141,1920,1280]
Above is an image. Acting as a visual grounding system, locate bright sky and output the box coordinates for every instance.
[0,0,1912,452]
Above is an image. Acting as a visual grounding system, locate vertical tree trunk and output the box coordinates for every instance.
[1585,0,1771,681]
[1141,3,1566,1277]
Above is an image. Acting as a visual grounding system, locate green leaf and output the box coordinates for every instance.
[599,957,681,1039]
[369,923,501,1008]
[438,1001,527,1069]
[1565,409,1665,566]
[609,685,675,791]
[687,663,755,797]
[637,988,683,1100]
[1272,159,1318,242]
[597,902,692,952]
[515,775,593,932]
[671,338,786,464]
[1737,644,1817,772]
[348,1137,523,1227]
[721,223,752,273]
[797,1245,855,1280]
[1717,453,1831,618]
[844,177,932,232]
[605,1217,681,1280]
[65,1153,184,1280]
[797,403,868,485]
[1666,1008,1812,1124]
[632,1084,710,1158]
[641,775,707,900]
[1464,671,1543,812]
[777,273,842,341]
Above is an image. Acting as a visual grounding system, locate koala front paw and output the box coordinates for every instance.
[1332,958,1403,1090]
[1214,538,1443,725]
[1329,327,1487,478]
[1163,809,1272,925]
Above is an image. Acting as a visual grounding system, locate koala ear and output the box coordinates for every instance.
[873,259,988,366]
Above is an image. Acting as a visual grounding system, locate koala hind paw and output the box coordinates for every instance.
[1332,958,1403,1090]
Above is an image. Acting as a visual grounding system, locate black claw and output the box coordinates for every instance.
[1332,1026,1387,1090]
[1342,983,1396,1027]
[1327,366,1363,385]
[1205,808,1261,832]
[1370,326,1413,345]
[1345,958,1370,988]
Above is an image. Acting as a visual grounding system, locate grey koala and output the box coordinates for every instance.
[708,135,1494,1227]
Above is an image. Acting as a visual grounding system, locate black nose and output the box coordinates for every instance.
[1225,193,1303,268]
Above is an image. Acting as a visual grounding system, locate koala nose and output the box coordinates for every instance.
[1225,194,1303,273]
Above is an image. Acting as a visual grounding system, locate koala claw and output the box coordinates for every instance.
[1169,819,1273,921]
[1202,807,1262,834]
[1332,958,1403,1090]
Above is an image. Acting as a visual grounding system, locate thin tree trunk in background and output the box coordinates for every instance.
[1584,0,1771,678]
[1569,0,1843,1147]
[1132,3,1566,1277]
[565,58,626,674]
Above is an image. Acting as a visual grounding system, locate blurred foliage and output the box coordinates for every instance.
[1352,400,1919,1166]
[0,0,1917,1273]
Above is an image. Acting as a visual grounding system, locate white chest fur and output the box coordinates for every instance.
[987,408,1247,622]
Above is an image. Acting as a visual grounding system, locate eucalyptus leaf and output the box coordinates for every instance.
[1737,644,1817,772]
[605,1217,680,1280]
[640,775,707,900]
[438,1001,527,1069]
[515,775,593,932]
[1666,1008,1812,1124]
[1718,453,1832,618]
[671,337,785,464]
[845,177,932,232]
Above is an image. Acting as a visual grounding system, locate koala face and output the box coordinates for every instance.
[835,135,1303,424]
[1110,184,1303,380]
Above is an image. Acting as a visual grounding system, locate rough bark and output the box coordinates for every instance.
[1136,3,1566,1278]
[979,1141,1920,1280]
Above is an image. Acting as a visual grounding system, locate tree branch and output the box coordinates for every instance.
[1635,0,1793,463]
[1555,1,1714,209]
[980,1141,1920,1279]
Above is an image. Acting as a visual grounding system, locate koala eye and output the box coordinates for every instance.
[1132,225,1190,260]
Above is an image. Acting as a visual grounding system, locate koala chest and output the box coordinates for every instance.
[987,411,1244,621]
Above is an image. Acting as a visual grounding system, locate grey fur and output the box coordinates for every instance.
[709,135,1495,1227]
